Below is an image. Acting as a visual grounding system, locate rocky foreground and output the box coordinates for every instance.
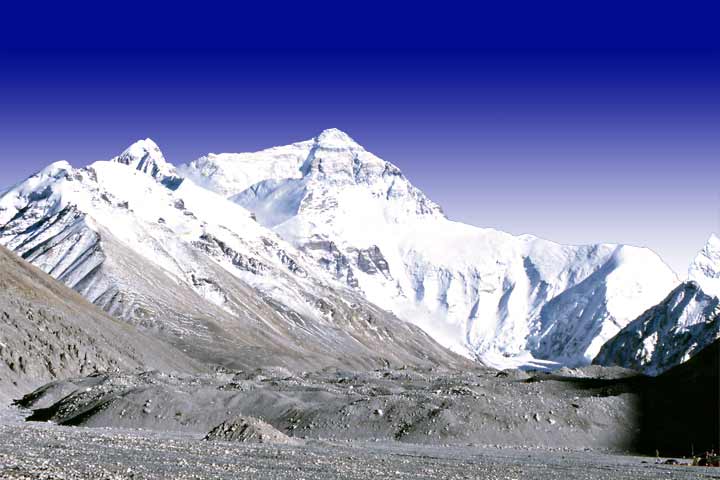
[16,366,641,451]
[0,345,717,479]
[1,406,717,480]
[9,346,719,447]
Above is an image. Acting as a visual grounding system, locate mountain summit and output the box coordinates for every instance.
[314,128,361,149]
[111,138,178,184]
[689,233,720,296]
[179,129,445,229]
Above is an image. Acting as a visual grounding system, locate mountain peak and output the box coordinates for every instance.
[115,138,164,165]
[39,160,73,176]
[314,128,360,149]
[688,233,720,297]
[111,138,177,182]
[131,137,160,150]
[695,234,720,265]
[707,233,720,251]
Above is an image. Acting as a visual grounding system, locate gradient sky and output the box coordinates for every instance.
[0,48,717,275]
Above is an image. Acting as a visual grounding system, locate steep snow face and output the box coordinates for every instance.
[594,282,720,375]
[111,138,179,184]
[689,234,720,297]
[0,142,466,371]
[179,128,678,368]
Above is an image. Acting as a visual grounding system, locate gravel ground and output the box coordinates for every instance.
[14,367,644,452]
[0,408,718,480]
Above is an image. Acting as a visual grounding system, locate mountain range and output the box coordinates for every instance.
[0,129,716,374]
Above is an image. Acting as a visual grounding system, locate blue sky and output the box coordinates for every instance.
[0,47,717,274]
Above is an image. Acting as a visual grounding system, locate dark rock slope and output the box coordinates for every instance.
[0,245,201,404]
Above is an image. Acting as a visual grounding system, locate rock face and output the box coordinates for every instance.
[0,244,200,404]
[595,236,720,375]
[0,140,466,373]
[179,128,678,368]
[205,416,296,444]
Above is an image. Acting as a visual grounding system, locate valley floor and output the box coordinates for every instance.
[0,407,716,480]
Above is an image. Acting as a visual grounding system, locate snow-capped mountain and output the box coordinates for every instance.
[0,141,466,371]
[593,281,719,375]
[179,128,679,368]
[595,235,720,375]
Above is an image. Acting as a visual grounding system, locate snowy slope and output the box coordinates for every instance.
[179,128,679,368]
[595,235,720,374]
[0,140,466,371]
